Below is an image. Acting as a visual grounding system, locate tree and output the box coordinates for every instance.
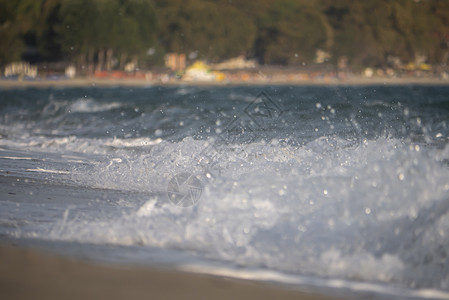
[0,0,23,65]
[36,0,63,61]
[3,0,449,69]
[0,0,48,65]
[114,0,157,69]
[431,1,449,65]
[57,0,157,72]
[255,0,328,65]
[156,0,257,62]
[57,0,100,72]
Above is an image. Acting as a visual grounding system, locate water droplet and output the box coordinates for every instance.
[297,225,307,232]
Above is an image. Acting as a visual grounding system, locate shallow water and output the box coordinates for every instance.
[1,85,449,299]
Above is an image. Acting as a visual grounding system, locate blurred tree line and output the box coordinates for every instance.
[1,0,448,71]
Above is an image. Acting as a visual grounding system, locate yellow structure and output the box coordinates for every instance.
[183,60,224,81]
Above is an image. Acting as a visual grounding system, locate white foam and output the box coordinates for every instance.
[178,264,449,300]
[103,137,162,148]
[23,135,449,293]
[68,98,123,113]
[2,86,449,296]
[0,136,163,154]
[26,168,70,174]
[0,156,33,160]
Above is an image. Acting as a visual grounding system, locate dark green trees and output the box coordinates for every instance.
[1,0,448,70]
[157,0,256,62]
[322,0,449,67]
[57,0,156,72]
[0,0,24,64]
[256,0,329,65]
[0,0,47,64]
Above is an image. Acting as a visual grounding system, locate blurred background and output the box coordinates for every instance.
[1,0,449,79]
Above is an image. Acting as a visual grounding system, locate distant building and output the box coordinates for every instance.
[212,56,257,70]
[65,65,76,78]
[314,49,331,64]
[4,62,37,78]
[183,60,216,81]
[164,53,186,71]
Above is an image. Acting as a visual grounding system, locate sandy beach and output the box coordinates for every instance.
[0,76,448,89]
[0,244,340,300]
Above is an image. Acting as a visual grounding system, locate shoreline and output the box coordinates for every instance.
[1,76,449,88]
[0,243,338,300]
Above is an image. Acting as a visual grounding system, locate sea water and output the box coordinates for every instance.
[0,85,448,299]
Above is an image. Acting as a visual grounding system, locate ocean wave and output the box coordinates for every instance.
[18,135,446,291]
[2,85,449,295]
[68,98,123,113]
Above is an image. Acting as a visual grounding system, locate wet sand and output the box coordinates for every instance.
[0,244,341,300]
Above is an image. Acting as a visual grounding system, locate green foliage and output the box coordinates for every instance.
[256,0,328,65]
[55,0,157,71]
[57,0,99,59]
[0,0,39,65]
[38,0,63,61]
[321,0,448,66]
[1,0,449,68]
[157,0,256,62]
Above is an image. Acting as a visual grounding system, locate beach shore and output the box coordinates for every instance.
[0,76,448,89]
[0,244,340,300]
